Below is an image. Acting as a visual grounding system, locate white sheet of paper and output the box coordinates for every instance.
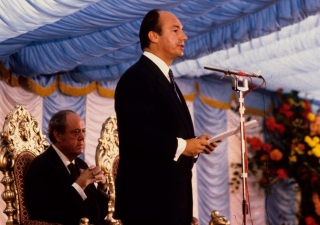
[208,120,259,143]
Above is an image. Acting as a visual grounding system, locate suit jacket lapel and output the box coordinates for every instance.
[141,56,194,137]
[175,84,195,135]
[46,146,79,183]
[46,146,69,173]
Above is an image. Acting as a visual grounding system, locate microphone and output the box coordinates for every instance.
[204,65,262,78]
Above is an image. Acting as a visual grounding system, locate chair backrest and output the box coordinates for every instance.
[0,105,51,224]
[96,115,121,225]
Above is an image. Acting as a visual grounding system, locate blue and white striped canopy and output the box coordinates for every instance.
[0,0,320,99]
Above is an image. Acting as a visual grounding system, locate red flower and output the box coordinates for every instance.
[305,216,319,225]
[247,136,263,151]
[302,100,312,117]
[299,143,306,151]
[279,103,294,118]
[275,123,285,134]
[302,109,312,118]
[266,117,285,134]
[311,172,318,183]
[312,176,318,183]
[266,117,277,131]
[301,168,307,173]
[262,144,272,153]
[304,100,311,110]
[276,168,288,179]
[260,177,268,184]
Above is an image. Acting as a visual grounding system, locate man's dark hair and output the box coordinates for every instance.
[48,110,76,143]
[139,9,162,51]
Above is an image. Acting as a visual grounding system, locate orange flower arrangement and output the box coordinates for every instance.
[269,149,283,161]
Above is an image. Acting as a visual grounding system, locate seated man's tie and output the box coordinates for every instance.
[68,163,79,182]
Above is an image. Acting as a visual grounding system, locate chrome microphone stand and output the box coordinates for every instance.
[204,64,261,225]
[229,73,250,225]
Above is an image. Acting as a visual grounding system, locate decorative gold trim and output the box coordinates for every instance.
[97,84,115,98]
[59,80,97,96]
[95,116,121,225]
[27,77,58,97]
[0,63,20,87]
[183,92,196,101]
[0,62,12,84]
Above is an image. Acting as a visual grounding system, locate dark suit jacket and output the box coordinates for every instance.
[25,146,109,225]
[114,55,196,224]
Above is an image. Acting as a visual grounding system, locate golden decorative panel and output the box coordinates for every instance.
[0,105,49,224]
[96,115,121,225]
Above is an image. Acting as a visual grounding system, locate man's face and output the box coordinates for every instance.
[56,113,85,161]
[156,11,188,64]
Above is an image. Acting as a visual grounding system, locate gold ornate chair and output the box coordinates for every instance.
[96,115,121,225]
[0,105,59,224]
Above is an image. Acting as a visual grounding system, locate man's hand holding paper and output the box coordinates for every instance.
[184,134,221,156]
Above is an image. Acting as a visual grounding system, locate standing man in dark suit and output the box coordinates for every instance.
[114,9,219,225]
[25,110,109,225]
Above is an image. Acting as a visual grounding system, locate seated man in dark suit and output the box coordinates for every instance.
[25,110,109,225]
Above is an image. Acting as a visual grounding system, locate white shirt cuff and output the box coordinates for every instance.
[72,183,87,200]
[174,138,186,161]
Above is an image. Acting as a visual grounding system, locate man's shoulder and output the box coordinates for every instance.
[116,58,151,88]
[32,146,54,163]
[120,57,162,84]
[30,147,60,169]
[75,157,88,169]
[26,147,56,177]
[123,56,149,74]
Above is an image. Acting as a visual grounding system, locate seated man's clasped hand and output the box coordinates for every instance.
[76,165,107,190]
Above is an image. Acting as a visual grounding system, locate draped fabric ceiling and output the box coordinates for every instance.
[1,0,320,99]
[1,1,320,225]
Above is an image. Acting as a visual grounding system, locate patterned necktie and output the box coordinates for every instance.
[168,69,178,93]
[168,69,182,103]
[67,163,78,181]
